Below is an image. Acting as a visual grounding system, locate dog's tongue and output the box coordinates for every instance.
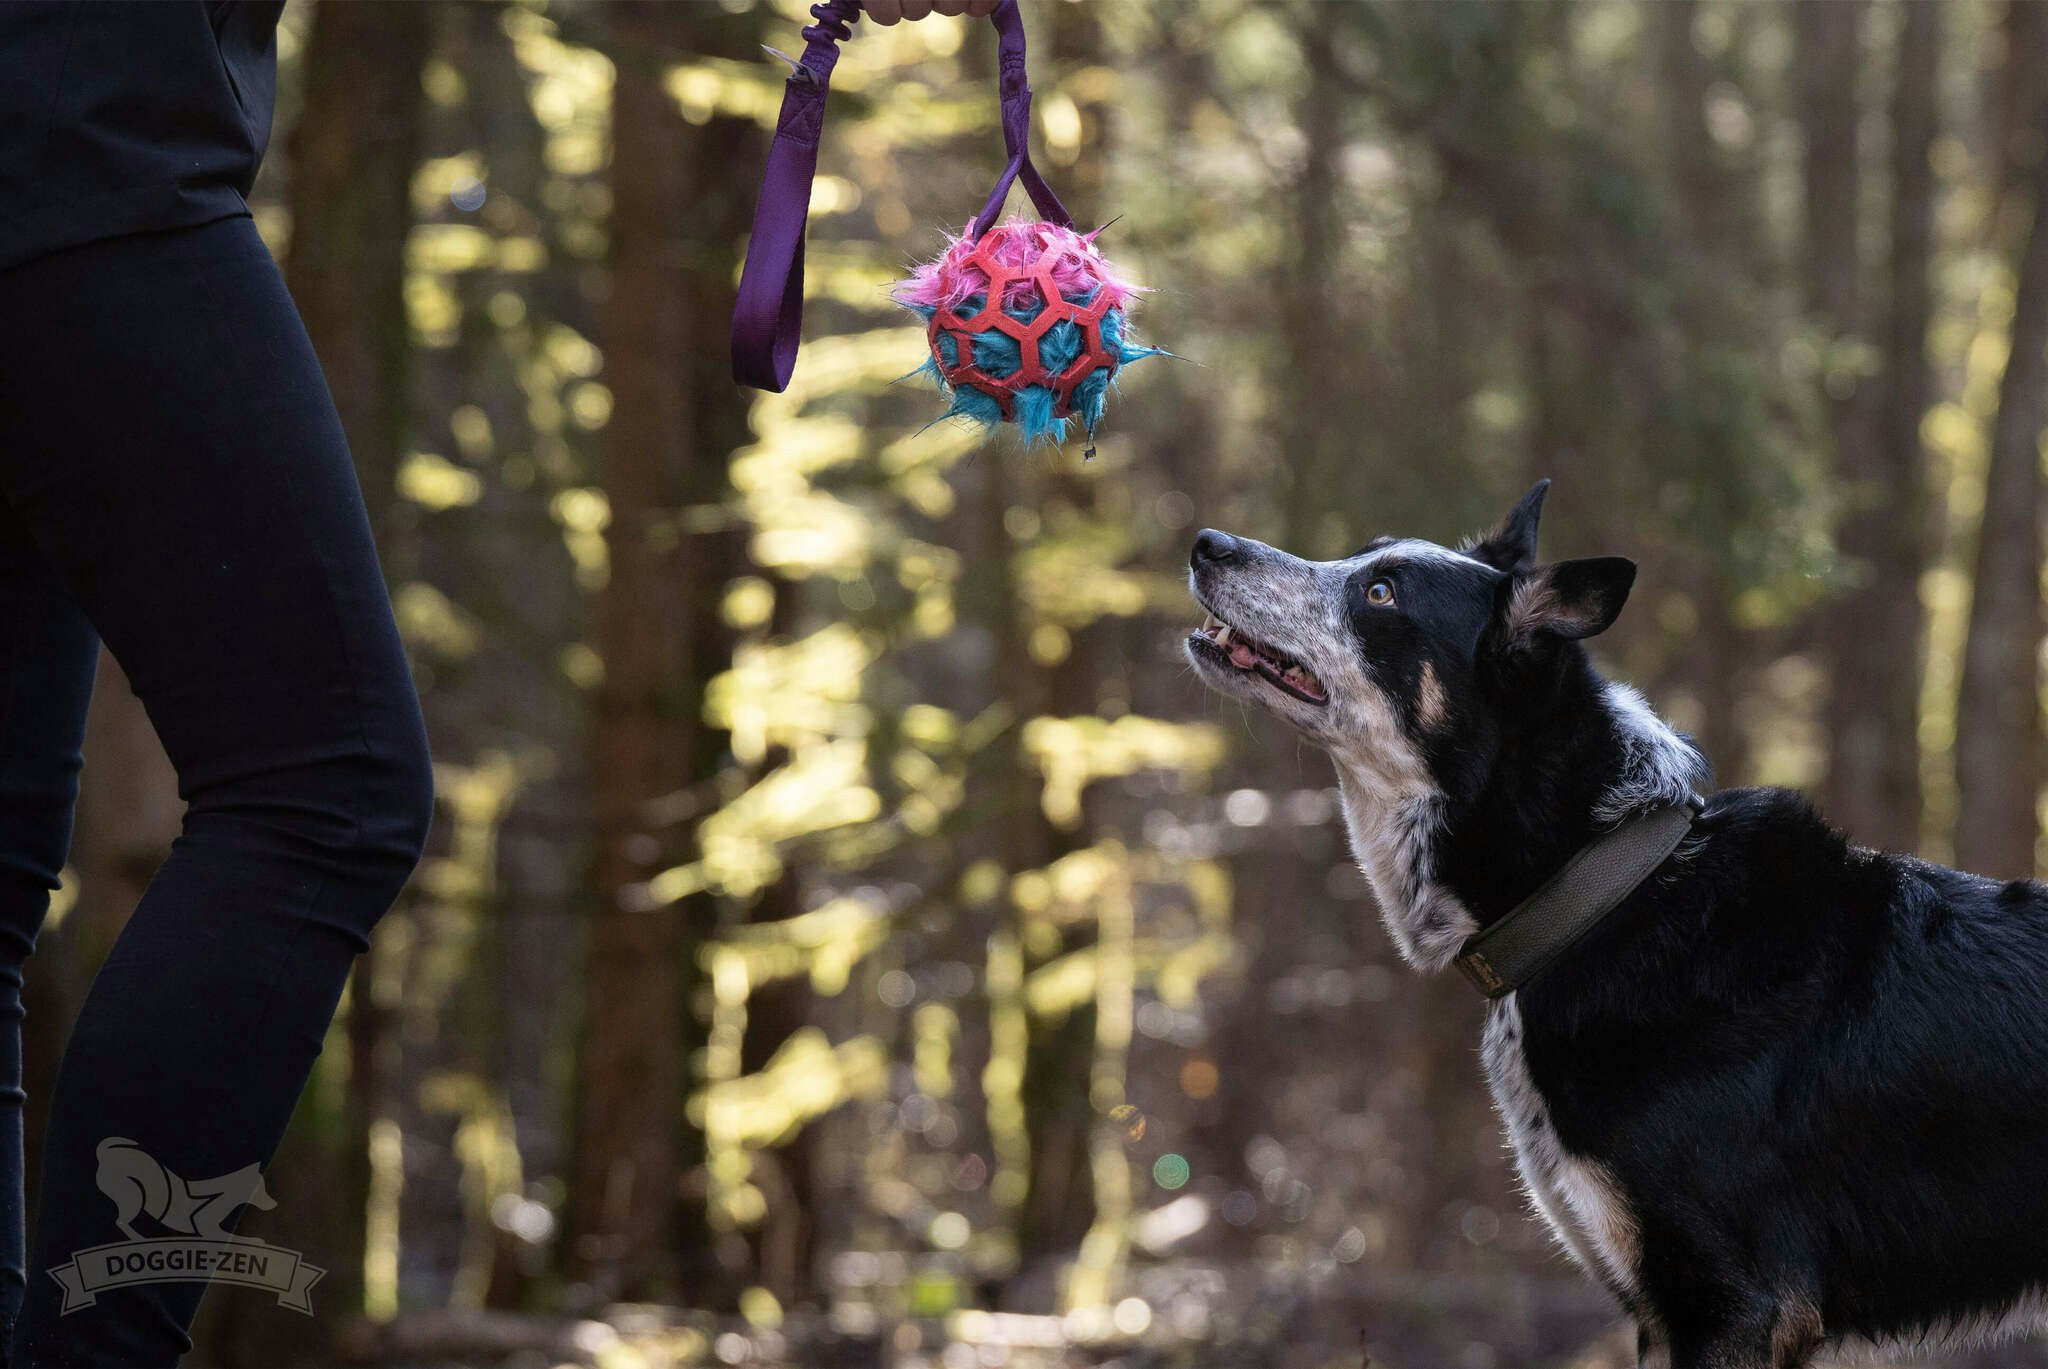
[1229,641,1258,669]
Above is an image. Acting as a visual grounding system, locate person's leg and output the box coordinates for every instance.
[0,502,100,1353]
[0,216,433,1366]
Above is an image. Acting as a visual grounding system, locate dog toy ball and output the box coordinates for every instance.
[894,221,1159,453]
[732,0,1165,457]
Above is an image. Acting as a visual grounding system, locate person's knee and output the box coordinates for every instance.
[277,711,433,919]
[178,690,433,923]
[307,715,432,942]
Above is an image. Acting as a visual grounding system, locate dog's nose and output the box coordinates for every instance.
[1192,529,1240,567]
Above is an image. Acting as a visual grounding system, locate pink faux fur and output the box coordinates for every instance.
[893,220,1140,316]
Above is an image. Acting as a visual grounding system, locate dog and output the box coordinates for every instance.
[95,1137,276,1243]
[1185,480,2048,1368]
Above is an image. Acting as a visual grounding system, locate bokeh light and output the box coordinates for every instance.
[1152,1154,1191,1190]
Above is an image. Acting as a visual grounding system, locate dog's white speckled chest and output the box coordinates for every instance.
[1480,996,1640,1301]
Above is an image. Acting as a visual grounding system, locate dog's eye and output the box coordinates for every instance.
[1366,579,1395,607]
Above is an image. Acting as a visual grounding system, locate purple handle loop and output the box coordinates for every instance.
[969,0,1073,238]
[730,0,862,392]
[732,0,1069,392]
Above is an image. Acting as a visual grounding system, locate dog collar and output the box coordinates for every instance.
[1453,795,1705,999]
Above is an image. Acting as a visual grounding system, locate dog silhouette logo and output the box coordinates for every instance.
[47,1138,321,1315]
[95,1139,277,1243]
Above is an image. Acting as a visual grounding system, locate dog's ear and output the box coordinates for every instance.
[1467,479,1550,573]
[1502,556,1636,642]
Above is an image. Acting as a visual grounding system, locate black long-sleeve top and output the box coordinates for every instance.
[0,1,284,273]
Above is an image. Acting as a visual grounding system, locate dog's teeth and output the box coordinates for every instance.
[1202,613,1219,631]
[1214,626,1232,647]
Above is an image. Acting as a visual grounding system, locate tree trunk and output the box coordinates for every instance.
[1003,4,1124,1281]
[1822,1,1938,851]
[1795,1,1865,353]
[1654,0,1760,786]
[1792,0,1904,845]
[567,0,691,1298]
[269,0,429,1342]
[568,0,754,1300]
[284,0,431,550]
[1281,0,1348,555]
[1955,6,2048,878]
[669,6,761,1304]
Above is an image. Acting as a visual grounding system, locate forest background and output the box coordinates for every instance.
[45,1,2048,1365]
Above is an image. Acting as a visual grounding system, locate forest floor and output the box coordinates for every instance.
[334,1270,2048,1369]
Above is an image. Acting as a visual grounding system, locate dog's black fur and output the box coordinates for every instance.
[1185,482,2048,1368]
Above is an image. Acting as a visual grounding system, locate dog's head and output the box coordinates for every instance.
[1184,480,1636,801]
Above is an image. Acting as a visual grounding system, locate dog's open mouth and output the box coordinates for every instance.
[1189,612,1329,705]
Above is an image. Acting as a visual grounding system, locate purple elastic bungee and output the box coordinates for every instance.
[731,0,1072,393]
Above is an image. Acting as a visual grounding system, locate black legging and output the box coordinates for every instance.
[0,215,431,1364]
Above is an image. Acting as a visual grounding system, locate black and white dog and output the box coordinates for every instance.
[1185,481,2048,1368]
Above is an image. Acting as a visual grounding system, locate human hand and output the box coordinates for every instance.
[863,0,1002,25]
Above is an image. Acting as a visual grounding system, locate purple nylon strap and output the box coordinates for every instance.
[971,0,1072,239]
[731,0,1073,393]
